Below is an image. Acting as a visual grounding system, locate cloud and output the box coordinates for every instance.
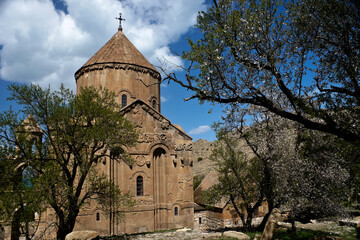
[189,125,211,135]
[160,96,167,103]
[0,0,206,91]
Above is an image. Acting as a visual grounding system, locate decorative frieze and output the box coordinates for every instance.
[175,142,193,151]
[75,63,161,80]
[138,133,169,143]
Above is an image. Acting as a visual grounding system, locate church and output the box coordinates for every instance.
[71,22,195,235]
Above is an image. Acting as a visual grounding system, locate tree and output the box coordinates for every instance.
[0,146,45,240]
[204,127,265,230]
[225,111,350,228]
[162,0,360,143]
[0,84,138,240]
[284,129,350,225]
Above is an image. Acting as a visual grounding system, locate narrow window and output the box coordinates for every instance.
[96,212,100,221]
[174,207,178,216]
[199,217,202,224]
[136,176,143,196]
[121,94,127,108]
[152,99,156,110]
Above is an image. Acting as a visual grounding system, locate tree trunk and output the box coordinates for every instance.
[257,211,270,232]
[244,209,254,231]
[260,208,283,240]
[257,200,274,231]
[11,209,22,240]
[57,220,77,240]
[56,208,79,240]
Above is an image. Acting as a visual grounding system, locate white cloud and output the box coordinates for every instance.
[160,96,167,103]
[154,46,183,76]
[0,0,206,91]
[189,125,211,135]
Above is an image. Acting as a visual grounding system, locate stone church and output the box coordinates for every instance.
[72,25,194,235]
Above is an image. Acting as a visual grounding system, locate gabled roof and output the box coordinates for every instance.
[121,100,192,141]
[76,30,159,74]
[17,114,43,135]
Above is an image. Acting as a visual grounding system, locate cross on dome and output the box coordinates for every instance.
[116,13,125,31]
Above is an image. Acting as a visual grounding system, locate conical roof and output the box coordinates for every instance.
[77,30,158,74]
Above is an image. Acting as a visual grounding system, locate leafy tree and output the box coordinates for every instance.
[0,84,138,240]
[231,112,349,228]
[204,127,265,230]
[162,0,360,143]
[0,147,45,240]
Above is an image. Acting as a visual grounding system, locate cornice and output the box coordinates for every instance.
[75,62,161,81]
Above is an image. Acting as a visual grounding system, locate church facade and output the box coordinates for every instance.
[72,27,194,235]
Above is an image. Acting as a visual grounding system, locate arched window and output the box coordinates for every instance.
[152,99,156,110]
[96,212,100,221]
[136,176,143,196]
[121,94,127,108]
[174,207,178,216]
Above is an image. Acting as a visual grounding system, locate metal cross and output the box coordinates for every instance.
[116,13,125,31]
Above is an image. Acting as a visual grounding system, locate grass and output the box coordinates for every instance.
[271,229,357,240]
[101,227,357,240]
[100,228,180,240]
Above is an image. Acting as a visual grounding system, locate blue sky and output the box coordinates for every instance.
[0,0,223,141]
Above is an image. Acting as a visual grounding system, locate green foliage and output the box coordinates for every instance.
[273,229,357,240]
[204,127,264,230]
[0,84,138,240]
[273,230,320,240]
[193,175,204,190]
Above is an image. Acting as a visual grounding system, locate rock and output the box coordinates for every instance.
[253,233,261,240]
[65,231,99,240]
[338,219,358,227]
[223,231,250,240]
[192,139,216,177]
[277,221,292,229]
[203,232,222,238]
[176,227,192,232]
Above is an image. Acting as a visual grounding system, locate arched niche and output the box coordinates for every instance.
[129,171,150,197]
[147,143,171,157]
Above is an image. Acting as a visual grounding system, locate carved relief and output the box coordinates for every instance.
[178,173,192,190]
[75,63,161,80]
[161,120,170,130]
[175,143,193,151]
[136,155,146,167]
[186,143,193,151]
[184,173,192,183]
[177,173,192,202]
[137,133,168,143]
[136,198,154,205]
[133,105,143,128]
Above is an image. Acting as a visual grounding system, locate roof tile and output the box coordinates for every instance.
[81,30,158,73]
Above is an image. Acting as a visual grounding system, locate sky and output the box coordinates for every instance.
[0,0,223,141]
